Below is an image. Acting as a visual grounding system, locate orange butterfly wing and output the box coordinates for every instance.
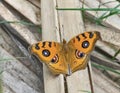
[30,41,68,75]
[67,31,100,73]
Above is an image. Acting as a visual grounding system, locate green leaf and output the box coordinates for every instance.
[0,57,27,62]
[56,7,120,11]
[92,63,120,75]
[79,90,91,93]
[0,20,35,26]
[113,49,120,60]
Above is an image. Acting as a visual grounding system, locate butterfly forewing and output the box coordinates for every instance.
[68,31,100,54]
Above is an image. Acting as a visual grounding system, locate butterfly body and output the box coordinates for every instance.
[30,31,101,75]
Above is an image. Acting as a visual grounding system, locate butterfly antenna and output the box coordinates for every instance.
[60,25,66,43]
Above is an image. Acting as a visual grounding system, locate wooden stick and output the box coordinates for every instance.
[41,0,65,93]
[57,0,93,93]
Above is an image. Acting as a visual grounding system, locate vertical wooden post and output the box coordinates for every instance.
[41,0,93,93]
[41,0,65,93]
[57,0,92,93]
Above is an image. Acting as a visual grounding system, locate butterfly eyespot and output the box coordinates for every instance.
[51,54,58,64]
[35,43,40,50]
[42,49,50,57]
[75,50,85,59]
[82,41,89,48]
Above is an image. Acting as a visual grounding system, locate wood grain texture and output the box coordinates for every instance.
[4,0,40,25]
[99,0,120,9]
[0,2,37,44]
[93,68,120,93]
[96,41,120,61]
[41,0,65,93]
[57,0,92,93]
[41,0,94,93]
[0,2,44,93]
[27,0,40,8]
[85,20,120,46]
[79,0,120,31]
[99,0,120,17]
[0,46,43,93]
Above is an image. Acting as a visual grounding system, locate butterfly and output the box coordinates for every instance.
[29,31,101,75]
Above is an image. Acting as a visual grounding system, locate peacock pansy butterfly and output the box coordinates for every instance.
[29,31,101,75]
